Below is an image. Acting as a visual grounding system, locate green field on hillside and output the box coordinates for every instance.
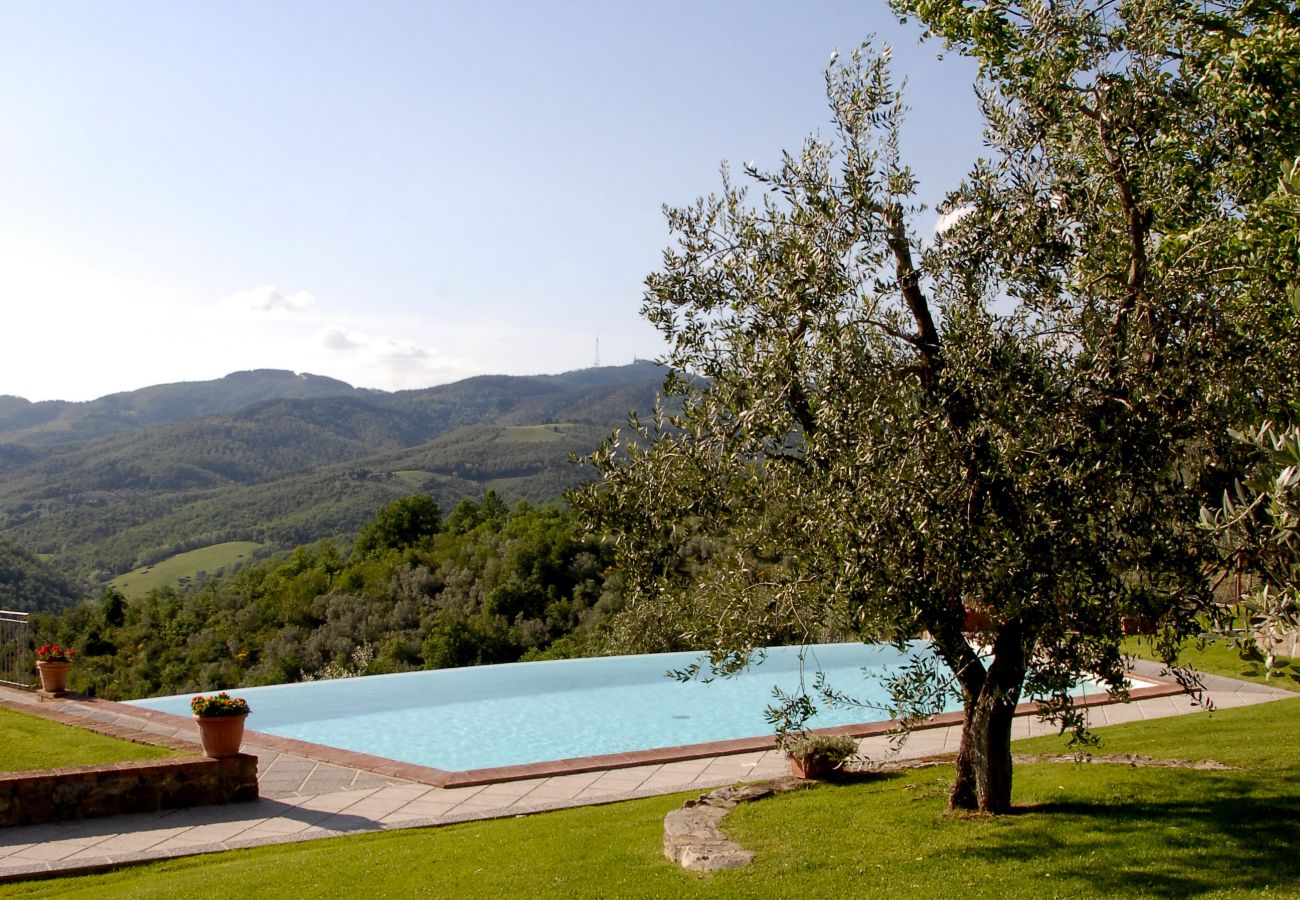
[499,424,574,443]
[109,541,264,599]
[392,469,434,486]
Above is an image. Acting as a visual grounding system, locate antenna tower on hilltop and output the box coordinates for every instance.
[594,336,601,368]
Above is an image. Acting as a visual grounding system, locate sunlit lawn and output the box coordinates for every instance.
[1126,635,1300,692]
[6,697,1297,899]
[0,708,180,773]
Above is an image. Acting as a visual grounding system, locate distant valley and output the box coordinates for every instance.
[0,363,667,608]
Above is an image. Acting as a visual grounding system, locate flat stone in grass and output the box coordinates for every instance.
[664,776,812,873]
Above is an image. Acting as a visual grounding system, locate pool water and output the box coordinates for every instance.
[128,643,949,770]
[128,642,1134,772]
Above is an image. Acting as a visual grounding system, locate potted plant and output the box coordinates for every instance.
[783,733,858,779]
[1120,615,1158,635]
[34,643,76,694]
[191,692,251,758]
[1120,586,1161,635]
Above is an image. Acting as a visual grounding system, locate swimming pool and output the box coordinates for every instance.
[127,643,951,770]
[127,642,1147,772]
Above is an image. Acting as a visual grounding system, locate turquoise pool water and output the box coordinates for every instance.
[129,642,938,770]
[127,642,1135,771]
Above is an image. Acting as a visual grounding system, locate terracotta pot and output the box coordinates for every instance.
[194,713,248,758]
[789,756,834,780]
[35,660,72,694]
[1121,616,1157,635]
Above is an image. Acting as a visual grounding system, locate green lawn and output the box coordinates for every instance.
[7,696,1297,898]
[109,541,264,600]
[1127,635,1300,692]
[725,701,1300,898]
[0,707,181,772]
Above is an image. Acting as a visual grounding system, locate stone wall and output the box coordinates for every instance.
[0,754,258,827]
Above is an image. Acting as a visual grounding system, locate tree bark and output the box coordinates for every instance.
[949,682,1020,812]
[948,619,1029,813]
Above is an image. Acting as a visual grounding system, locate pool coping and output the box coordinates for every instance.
[95,673,1187,788]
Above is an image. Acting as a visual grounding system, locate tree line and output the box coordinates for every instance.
[30,493,626,700]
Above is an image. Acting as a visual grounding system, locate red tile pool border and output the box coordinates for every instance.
[90,672,1186,789]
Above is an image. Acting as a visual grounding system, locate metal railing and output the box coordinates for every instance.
[0,610,33,688]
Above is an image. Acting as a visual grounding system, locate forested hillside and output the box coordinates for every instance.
[0,363,666,590]
[0,535,84,612]
[30,494,631,699]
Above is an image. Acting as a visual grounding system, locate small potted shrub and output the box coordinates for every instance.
[34,643,76,694]
[783,733,858,779]
[1120,586,1161,635]
[191,692,251,758]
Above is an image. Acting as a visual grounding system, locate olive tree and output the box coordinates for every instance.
[577,1,1299,813]
[1203,420,1300,672]
[1200,157,1300,673]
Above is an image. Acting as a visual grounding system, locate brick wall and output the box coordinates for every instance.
[0,754,258,827]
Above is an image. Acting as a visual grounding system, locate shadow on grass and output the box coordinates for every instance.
[1229,647,1300,686]
[971,775,1300,897]
[1257,662,1300,687]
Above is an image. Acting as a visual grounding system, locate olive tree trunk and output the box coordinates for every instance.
[945,620,1030,813]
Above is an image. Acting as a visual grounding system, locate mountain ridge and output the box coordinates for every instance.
[0,362,668,589]
[0,369,365,447]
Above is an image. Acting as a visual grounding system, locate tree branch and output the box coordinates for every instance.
[882,203,942,389]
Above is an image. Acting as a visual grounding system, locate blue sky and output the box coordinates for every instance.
[1,1,983,402]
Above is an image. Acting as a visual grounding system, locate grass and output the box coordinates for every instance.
[392,469,434,486]
[1126,635,1300,692]
[6,696,1297,898]
[109,541,264,599]
[484,475,534,492]
[0,708,180,773]
[724,702,1300,898]
[498,424,573,443]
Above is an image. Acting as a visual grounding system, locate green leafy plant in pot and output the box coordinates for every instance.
[783,733,858,779]
[191,692,251,758]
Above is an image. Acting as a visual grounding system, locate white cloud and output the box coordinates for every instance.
[374,337,433,362]
[311,325,459,390]
[317,327,432,358]
[220,285,315,313]
[320,328,364,351]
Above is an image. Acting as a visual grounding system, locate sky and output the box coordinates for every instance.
[0,1,984,403]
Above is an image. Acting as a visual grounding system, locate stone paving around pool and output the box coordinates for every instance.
[0,660,1292,882]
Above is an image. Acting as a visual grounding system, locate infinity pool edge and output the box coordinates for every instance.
[104,673,1185,788]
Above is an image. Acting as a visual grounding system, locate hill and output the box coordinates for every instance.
[0,370,362,449]
[0,363,667,592]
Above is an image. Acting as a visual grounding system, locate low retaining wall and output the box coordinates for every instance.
[0,754,258,827]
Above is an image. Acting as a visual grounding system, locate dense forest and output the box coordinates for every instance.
[29,493,632,700]
[0,535,85,613]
